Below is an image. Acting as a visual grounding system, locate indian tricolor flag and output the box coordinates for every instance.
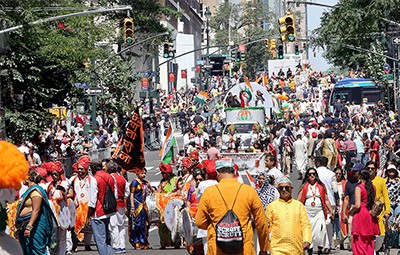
[194,91,209,104]
[159,124,176,164]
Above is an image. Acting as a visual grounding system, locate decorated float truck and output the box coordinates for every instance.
[219,107,266,151]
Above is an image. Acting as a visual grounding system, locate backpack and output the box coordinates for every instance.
[214,184,244,254]
[99,175,117,214]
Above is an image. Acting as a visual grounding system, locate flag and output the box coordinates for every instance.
[284,128,296,152]
[112,108,145,173]
[159,124,176,164]
[245,171,257,188]
[262,74,268,87]
[244,76,253,92]
[194,91,209,104]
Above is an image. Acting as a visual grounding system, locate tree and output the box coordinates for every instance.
[0,0,175,143]
[210,1,277,78]
[310,0,400,78]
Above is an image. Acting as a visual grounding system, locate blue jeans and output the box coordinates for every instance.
[389,205,400,247]
[91,218,113,255]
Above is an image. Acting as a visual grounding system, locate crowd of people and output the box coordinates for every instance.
[3,66,400,255]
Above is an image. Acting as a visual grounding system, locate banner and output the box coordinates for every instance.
[199,153,265,173]
[112,108,145,173]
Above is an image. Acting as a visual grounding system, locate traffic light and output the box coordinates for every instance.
[278,12,296,42]
[123,18,134,44]
[278,45,284,59]
[163,43,170,58]
[270,39,276,51]
[264,39,269,47]
[295,44,299,55]
[241,52,246,62]
[236,51,241,62]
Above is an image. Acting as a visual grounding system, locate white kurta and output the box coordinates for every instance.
[293,139,308,175]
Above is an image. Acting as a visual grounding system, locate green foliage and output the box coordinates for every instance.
[311,0,400,78]
[210,2,277,77]
[0,0,173,143]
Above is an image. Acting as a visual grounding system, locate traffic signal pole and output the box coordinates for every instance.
[0,6,133,35]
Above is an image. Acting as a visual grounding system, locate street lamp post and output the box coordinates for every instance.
[205,7,212,91]
[228,4,237,84]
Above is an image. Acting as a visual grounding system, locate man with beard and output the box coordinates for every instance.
[68,156,93,252]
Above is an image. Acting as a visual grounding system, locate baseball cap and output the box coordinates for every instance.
[350,163,365,171]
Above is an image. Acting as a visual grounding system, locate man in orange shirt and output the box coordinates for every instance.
[195,158,269,254]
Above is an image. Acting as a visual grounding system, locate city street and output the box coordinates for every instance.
[78,133,400,255]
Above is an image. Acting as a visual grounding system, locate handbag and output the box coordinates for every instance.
[370,200,384,217]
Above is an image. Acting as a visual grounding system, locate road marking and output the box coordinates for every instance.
[155,171,161,176]
[149,226,158,232]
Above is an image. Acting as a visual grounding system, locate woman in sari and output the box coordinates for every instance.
[128,168,153,250]
[16,169,58,255]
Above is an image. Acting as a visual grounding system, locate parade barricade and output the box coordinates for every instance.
[144,127,160,151]
[88,147,111,160]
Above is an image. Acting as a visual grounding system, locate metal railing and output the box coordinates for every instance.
[144,127,161,151]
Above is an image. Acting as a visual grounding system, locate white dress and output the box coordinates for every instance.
[293,139,308,174]
[305,184,327,249]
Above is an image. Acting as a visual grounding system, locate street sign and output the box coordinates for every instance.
[74,82,89,88]
[86,87,103,95]
[393,37,400,44]
[196,60,204,65]
[141,77,149,90]
[383,74,394,80]
[223,59,231,64]
[383,63,391,74]
[203,65,213,69]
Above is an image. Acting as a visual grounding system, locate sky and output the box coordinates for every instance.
[307,0,339,72]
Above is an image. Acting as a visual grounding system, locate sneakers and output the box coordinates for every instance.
[113,248,126,254]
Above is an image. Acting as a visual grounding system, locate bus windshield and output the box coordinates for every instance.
[329,78,383,106]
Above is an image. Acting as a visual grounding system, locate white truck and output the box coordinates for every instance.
[219,107,266,151]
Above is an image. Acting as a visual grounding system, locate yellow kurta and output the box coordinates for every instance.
[195,178,269,255]
[265,198,312,255]
[372,176,391,236]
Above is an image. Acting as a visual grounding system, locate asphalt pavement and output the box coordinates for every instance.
[78,132,400,255]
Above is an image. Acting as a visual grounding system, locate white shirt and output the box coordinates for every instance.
[267,167,284,184]
[316,166,337,205]
[196,179,218,238]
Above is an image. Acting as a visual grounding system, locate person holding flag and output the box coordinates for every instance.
[159,122,176,164]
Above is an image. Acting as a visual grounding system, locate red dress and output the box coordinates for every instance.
[351,184,380,255]
[370,141,380,168]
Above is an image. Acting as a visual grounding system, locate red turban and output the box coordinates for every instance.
[181,158,192,169]
[202,160,216,174]
[77,155,91,171]
[159,162,173,173]
[189,150,199,161]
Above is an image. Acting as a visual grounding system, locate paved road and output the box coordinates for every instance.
[79,133,400,255]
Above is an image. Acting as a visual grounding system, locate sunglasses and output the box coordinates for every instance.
[308,172,316,176]
[366,167,376,170]
[258,177,265,180]
[195,178,203,182]
[335,173,342,175]
[278,186,291,192]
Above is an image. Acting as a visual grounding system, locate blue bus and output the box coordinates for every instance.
[329,78,384,109]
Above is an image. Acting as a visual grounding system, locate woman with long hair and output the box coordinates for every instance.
[16,169,58,255]
[332,167,347,249]
[370,136,380,169]
[128,168,153,250]
[348,170,380,254]
[297,167,334,254]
